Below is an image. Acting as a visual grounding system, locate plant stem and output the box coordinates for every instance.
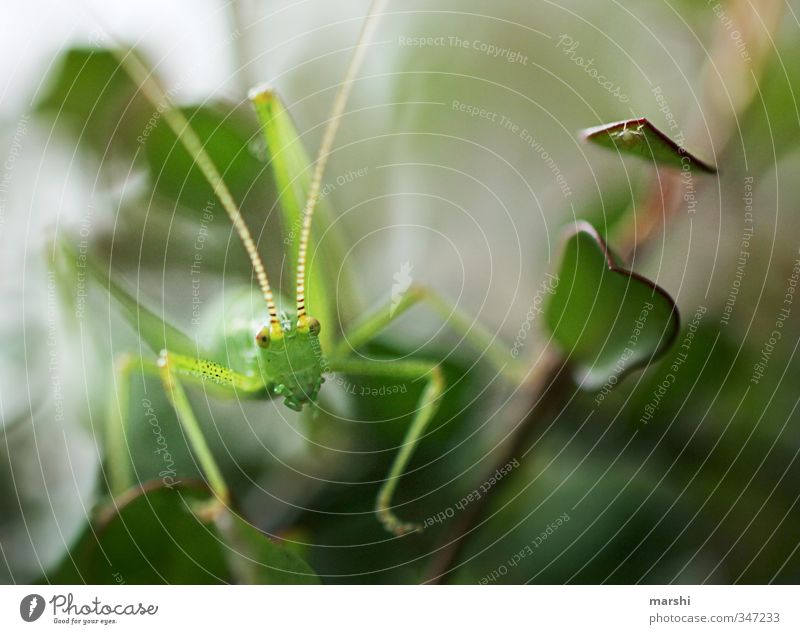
[425,348,567,582]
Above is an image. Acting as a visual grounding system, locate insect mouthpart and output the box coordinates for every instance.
[273,373,325,412]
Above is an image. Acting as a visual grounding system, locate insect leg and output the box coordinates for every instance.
[333,286,527,383]
[326,356,444,536]
[156,351,267,514]
[106,353,157,497]
[106,350,264,515]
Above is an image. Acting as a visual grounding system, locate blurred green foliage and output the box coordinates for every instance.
[49,484,317,584]
[4,1,800,585]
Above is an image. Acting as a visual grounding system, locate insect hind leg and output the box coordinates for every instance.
[326,356,445,535]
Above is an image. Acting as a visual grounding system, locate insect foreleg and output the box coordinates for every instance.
[106,350,265,517]
[156,352,233,516]
[326,357,444,536]
[106,353,156,497]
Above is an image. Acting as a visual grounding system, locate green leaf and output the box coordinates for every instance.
[544,222,680,389]
[50,483,228,584]
[582,118,716,173]
[143,104,267,213]
[216,511,319,584]
[54,236,197,357]
[37,47,141,150]
[49,483,318,584]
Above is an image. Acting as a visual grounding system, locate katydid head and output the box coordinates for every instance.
[254,316,324,411]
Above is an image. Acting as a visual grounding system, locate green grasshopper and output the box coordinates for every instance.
[68,0,526,535]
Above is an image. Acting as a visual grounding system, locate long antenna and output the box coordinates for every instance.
[113,50,282,331]
[295,0,387,324]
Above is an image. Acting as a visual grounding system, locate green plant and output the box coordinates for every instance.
[13,0,792,586]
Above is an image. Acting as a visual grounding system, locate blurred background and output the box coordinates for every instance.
[1,0,799,583]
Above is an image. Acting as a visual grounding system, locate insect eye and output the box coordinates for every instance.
[255,327,271,349]
[308,317,321,336]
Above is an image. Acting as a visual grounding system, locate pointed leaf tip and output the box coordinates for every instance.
[582,118,717,174]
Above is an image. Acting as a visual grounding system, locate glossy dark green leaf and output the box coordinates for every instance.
[582,118,716,173]
[37,47,141,150]
[544,222,680,389]
[49,483,318,584]
[50,483,228,583]
[143,104,267,212]
[216,511,319,584]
